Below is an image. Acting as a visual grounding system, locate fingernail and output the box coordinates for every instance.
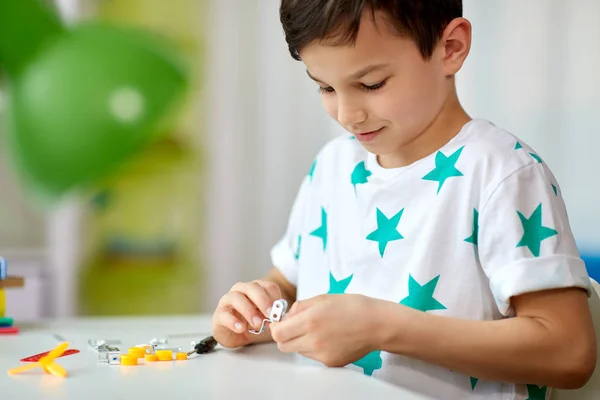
[253,316,263,327]
[266,307,272,317]
[234,322,243,332]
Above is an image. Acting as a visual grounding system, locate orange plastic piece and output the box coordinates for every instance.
[155,350,173,361]
[8,342,69,378]
[120,355,138,366]
[145,354,158,362]
[128,348,145,358]
[175,352,187,361]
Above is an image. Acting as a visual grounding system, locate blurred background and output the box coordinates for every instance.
[0,0,598,321]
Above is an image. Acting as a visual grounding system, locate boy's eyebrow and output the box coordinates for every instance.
[306,63,391,83]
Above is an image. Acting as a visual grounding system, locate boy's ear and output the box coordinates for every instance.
[440,17,472,77]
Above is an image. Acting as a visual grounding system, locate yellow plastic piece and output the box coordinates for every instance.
[155,350,173,361]
[175,352,187,361]
[0,289,5,317]
[8,342,69,378]
[145,354,158,362]
[128,348,145,359]
[120,355,138,366]
[136,345,153,354]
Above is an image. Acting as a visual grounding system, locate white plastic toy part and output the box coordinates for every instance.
[249,299,288,335]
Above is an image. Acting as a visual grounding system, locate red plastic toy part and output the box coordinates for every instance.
[21,349,80,362]
[0,326,19,335]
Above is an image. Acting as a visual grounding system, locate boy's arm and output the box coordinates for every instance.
[264,266,297,305]
[374,286,596,389]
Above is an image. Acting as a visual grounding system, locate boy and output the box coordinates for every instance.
[211,1,597,398]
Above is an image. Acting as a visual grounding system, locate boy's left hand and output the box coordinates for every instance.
[270,294,381,367]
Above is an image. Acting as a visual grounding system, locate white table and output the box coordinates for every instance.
[0,316,433,400]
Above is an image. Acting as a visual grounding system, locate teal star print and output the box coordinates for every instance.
[328,271,384,377]
[351,161,372,191]
[327,272,353,294]
[526,384,547,400]
[308,159,317,182]
[310,207,328,251]
[400,275,447,312]
[470,377,479,390]
[422,146,465,194]
[515,141,523,150]
[294,236,302,260]
[353,351,383,376]
[551,183,558,196]
[366,208,404,257]
[516,203,557,257]
[530,153,542,163]
[464,208,479,245]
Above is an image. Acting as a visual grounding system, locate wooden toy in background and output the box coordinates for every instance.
[0,257,25,335]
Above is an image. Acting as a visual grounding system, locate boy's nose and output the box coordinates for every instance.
[337,100,367,128]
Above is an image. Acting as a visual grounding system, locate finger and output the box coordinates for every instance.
[215,308,246,334]
[285,301,300,317]
[271,310,311,343]
[284,294,325,319]
[254,280,282,303]
[276,335,312,354]
[237,281,279,318]
[219,291,264,330]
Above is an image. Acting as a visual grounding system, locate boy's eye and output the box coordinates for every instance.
[362,79,387,91]
[318,86,335,94]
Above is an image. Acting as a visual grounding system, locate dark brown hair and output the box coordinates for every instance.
[280,0,462,61]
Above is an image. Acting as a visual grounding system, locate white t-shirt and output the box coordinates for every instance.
[271,119,592,400]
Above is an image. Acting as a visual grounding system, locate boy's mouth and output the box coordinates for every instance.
[355,128,383,142]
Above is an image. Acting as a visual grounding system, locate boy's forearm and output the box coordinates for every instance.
[264,267,297,305]
[373,300,593,389]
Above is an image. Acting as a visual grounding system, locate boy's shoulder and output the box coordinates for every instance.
[455,118,545,166]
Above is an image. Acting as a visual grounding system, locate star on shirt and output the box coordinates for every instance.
[464,208,479,245]
[308,159,317,182]
[351,161,372,192]
[516,203,557,257]
[526,384,547,400]
[366,208,405,257]
[515,141,523,150]
[551,183,558,196]
[529,153,543,163]
[310,207,328,251]
[327,272,353,294]
[422,146,465,194]
[400,275,447,312]
[353,351,383,376]
[294,236,302,260]
[470,377,479,390]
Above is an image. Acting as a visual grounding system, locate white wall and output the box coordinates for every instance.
[203,0,330,309]
[457,0,600,252]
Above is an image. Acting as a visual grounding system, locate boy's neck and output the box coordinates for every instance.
[377,86,471,169]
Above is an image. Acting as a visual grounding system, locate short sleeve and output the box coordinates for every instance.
[478,162,592,316]
[270,175,312,287]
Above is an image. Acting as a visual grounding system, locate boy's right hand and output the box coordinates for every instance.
[211,280,282,348]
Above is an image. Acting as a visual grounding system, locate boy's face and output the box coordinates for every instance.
[299,11,470,167]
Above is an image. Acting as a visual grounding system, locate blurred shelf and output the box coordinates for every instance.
[0,276,25,289]
[0,248,47,258]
